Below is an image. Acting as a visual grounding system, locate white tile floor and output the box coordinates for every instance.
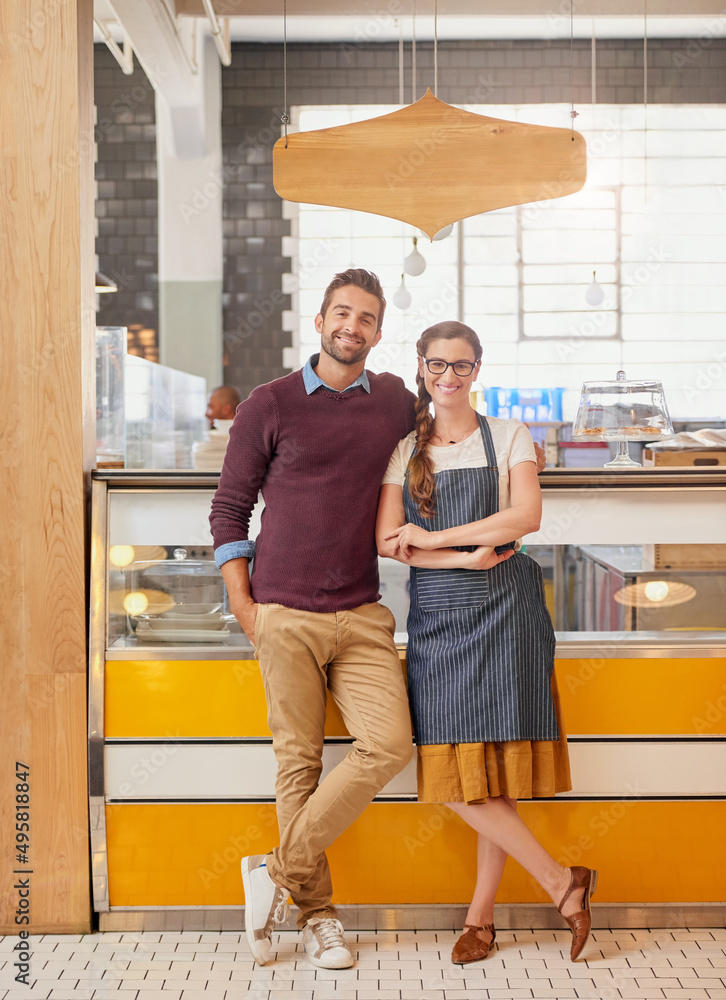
[2,928,726,1000]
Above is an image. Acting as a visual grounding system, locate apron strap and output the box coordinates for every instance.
[476,413,501,517]
[476,412,498,468]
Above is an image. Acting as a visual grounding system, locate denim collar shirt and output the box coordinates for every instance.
[302,354,371,394]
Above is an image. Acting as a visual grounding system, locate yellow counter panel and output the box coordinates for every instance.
[106,800,726,907]
[105,658,726,738]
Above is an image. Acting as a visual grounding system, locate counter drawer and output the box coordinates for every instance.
[105,800,726,907]
[105,658,726,738]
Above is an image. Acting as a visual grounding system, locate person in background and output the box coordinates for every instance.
[192,385,241,471]
[206,384,241,429]
[377,321,597,967]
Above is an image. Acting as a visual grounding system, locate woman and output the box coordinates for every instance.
[376,321,597,965]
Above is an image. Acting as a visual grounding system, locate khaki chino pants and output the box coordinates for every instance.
[253,601,413,926]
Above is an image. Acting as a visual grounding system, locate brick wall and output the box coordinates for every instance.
[94,47,158,360]
[221,107,291,399]
[225,38,726,109]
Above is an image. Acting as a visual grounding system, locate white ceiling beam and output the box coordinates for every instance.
[177,0,726,16]
[106,0,208,157]
[94,18,134,74]
[217,14,726,42]
[199,0,231,66]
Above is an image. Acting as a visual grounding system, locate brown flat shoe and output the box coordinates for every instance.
[451,923,496,964]
[557,866,598,961]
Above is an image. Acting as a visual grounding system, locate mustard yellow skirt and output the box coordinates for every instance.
[416,673,572,803]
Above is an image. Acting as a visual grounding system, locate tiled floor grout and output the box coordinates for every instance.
[1,928,725,999]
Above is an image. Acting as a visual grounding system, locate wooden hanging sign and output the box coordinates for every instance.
[273,89,587,239]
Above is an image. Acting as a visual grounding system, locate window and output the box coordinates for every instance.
[286,104,726,420]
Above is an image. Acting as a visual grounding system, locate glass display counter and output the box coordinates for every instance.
[89,470,726,931]
[95,327,208,470]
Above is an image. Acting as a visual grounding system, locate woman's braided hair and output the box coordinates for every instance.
[407,321,483,518]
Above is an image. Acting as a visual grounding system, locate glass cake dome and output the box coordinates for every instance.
[572,370,673,468]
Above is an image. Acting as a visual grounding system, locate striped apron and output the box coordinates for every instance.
[403,414,558,745]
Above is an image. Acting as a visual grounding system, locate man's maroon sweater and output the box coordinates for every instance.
[210,368,416,613]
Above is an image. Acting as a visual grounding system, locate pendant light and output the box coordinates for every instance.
[95,271,118,292]
[425,223,454,241]
[613,580,696,609]
[585,270,604,306]
[404,236,426,276]
[393,273,412,310]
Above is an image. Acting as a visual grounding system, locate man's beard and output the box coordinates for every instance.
[320,331,371,366]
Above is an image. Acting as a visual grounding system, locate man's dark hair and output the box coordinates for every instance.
[319,268,386,329]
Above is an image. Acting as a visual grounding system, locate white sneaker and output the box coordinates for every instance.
[241,855,289,965]
[302,917,354,969]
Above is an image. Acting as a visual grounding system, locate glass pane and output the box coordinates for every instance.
[379,543,726,642]
[107,543,234,648]
[526,544,726,636]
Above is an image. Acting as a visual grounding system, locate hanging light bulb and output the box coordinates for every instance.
[95,271,118,293]
[432,223,454,241]
[404,236,426,277]
[393,273,412,310]
[585,270,605,307]
[420,223,454,242]
[644,581,670,603]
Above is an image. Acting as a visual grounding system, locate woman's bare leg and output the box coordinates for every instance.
[464,797,517,926]
[448,797,585,918]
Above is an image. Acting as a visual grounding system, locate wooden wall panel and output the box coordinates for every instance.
[0,0,94,933]
[25,675,92,931]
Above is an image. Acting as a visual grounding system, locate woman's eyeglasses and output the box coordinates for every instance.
[423,359,478,376]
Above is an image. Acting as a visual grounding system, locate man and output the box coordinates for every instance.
[205,384,241,429]
[210,269,416,970]
[193,385,242,471]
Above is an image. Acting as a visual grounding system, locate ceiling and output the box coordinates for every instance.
[177,0,726,17]
[95,0,726,43]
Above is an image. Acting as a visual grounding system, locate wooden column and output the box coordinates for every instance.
[0,0,95,933]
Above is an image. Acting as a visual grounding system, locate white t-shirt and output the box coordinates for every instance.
[382,417,536,512]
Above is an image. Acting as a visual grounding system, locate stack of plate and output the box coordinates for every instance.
[134,611,231,643]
